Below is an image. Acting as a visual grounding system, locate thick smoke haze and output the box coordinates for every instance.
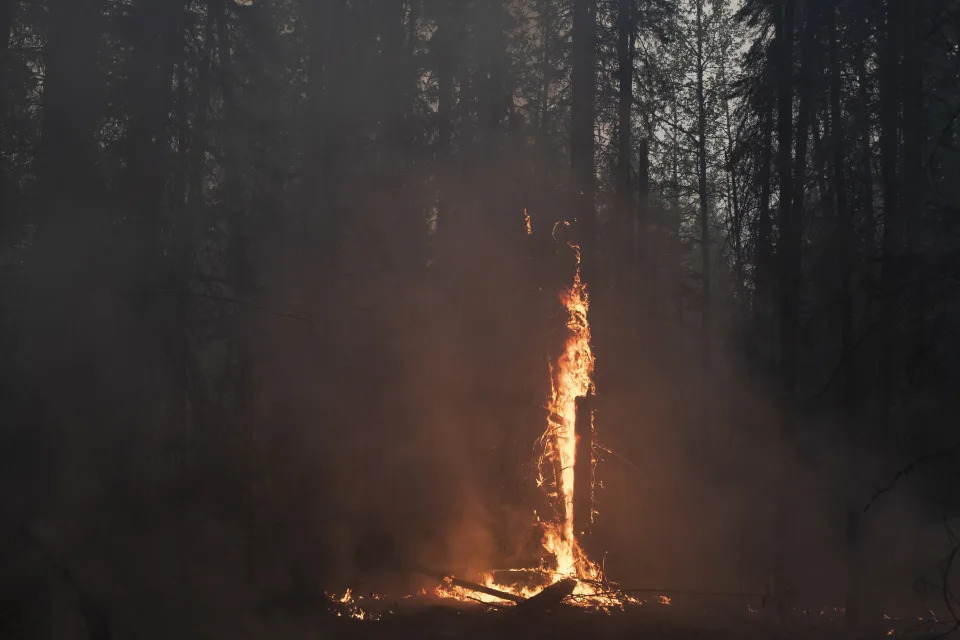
[2,0,959,637]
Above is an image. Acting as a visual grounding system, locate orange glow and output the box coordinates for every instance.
[432,241,639,610]
[336,237,642,612]
[524,208,533,235]
[536,242,598,579]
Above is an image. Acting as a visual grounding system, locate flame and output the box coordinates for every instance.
[333,235,640,613]
[433,240,636,610]
[523,208,533,235]
[538,242,595,578]
[327,589,380,620]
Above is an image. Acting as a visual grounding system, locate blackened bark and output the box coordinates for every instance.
[616,0,634,204]
[900,0,924,377]
[303,0,348,258]
[571,0,597,279]
[39,0,103,206]
[125,0,187,291]
[827,2,853,413]
[900,0,923,259]
[771,0,796,613]
[213,0,239,194]
[0,0,12,205]
[754,91,774,340]
[574,393,594,540]
[189,2,216,208]
[783,0,815,396]
[775,0,795,394]
[433,1,455,238]
[878,0,901,425]
[695,0,710,370]
[481,0,508,138]
[854,48,876,292]
[829,8,858,623]
[616,0,637,342]
[638,137,650,215]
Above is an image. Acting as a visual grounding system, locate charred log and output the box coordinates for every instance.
[574,393,595,539]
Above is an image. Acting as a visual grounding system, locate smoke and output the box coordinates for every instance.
[2,148,953,640]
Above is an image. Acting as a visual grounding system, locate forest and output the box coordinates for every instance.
[1,0,959,637]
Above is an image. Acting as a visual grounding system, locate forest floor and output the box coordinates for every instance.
[299,596,920,640]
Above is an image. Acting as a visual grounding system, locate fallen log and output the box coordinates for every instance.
[517,578,577,612]
[418,570,526,604]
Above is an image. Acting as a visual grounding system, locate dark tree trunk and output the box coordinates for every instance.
[303,0,348,261]
[616,0,637,344]
[189,1,216,208]
[695,0,710,370]
[433,1,455,240]
[616,0,634,205]
[571,0,597,279]
[854,47,877,293]
[634,135,649,337]
[900,0,923,261]
[900,0,925,381]
[39,0,103,206]
[754,89,774,345]
[380,0,409,149]
[770,0,796,614]
[481,1,507,139]
[0,0,12,207]
[125,0,187,293]
[828,1,852,414]
[783,0,815,397]
[878,0,901,427]
[775,0,795,395]
[213,0,239,196]
[638,137,650,215]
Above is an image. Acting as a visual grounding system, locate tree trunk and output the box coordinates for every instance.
[616,0,637,346]
[39,0,103,206]
[213,0,239,196]
[0,0,12,208]
[784,0,815,397]
[775,0,795,395]
[878,0,901,428]
[189,2,215,208]
[616,0,634,205]
[125,0,187,295]
[770,0,795,615]
[695,0,710,370]
[433,1,455,241]
[302,0,348,260]
[854,47,877,295]
[571,0,597,280]
[828,2,852,414]
[899,0,925,385]
[754,83,774,353]
[720,35,743,305]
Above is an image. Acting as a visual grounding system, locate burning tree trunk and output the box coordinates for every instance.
[574,392,594,540]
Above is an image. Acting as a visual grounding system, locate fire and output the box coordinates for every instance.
[539,242,594,574]
[332,231,639,613]
[433,239,637,610]
[523,207,533,235]
[327,588,380,620]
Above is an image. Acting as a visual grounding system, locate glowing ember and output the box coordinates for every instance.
[326,589,380,620]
